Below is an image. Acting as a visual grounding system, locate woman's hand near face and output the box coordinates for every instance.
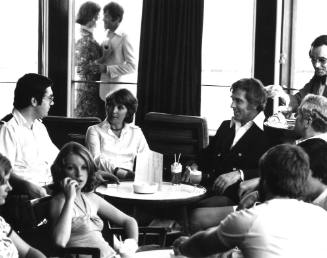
[62,177,78,201]
[50,178,77,248]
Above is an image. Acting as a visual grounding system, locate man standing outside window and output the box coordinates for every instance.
[93,2,136,106]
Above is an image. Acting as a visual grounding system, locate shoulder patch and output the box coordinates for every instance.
[1,114,13,123]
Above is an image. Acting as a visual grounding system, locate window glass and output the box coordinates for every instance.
[292,0,327,90]
[71,0,142,116]
[0,0,38,118]
[201,0,256,133]
[73,0,142,83]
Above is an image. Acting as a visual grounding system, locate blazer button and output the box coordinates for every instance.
[238,153,242,157]
[217,153,221,157]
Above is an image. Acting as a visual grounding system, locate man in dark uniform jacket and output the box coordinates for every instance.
[189,78,272,232]
[198,78,272,204]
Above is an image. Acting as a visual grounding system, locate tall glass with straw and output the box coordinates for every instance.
[171,153,182,184]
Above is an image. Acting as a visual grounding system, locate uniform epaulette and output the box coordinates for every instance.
[1,113,13,123]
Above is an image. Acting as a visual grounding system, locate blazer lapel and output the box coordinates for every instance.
[231,124,258,150]
[222,124,236,151]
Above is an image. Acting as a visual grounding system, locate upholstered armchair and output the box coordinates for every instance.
[142,112,209,180]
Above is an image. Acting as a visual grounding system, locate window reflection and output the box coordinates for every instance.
[72,0,142,117]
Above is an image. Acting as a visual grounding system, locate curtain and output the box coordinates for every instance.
[136,0,204,125]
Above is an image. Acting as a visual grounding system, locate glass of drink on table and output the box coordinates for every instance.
[171,153,182,184]
[189,169,202,186]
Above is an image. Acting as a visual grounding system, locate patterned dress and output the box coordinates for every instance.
[74,27,102,118]
[0,216,18,258]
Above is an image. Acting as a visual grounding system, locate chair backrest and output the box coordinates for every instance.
[20,196,56,255]
[26,196,52,228]
[42,115,101,148]
[143,112,209,159]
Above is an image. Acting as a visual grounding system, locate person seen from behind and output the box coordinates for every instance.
[173,144,327,258]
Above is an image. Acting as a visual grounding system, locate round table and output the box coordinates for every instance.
[96,182,207,233]
[134,249,186,258]
[96,182,206,204]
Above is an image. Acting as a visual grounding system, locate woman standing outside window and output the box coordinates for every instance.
[74,1,102,118]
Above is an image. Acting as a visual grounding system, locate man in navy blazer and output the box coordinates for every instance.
[188,78,272,232]
[198,78,272,204]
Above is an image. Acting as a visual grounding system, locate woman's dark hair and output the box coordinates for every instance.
[0,154,12,185]
[76,1,101,25]
[103,2,124,22]
[51,142,97,193]
[105,89,138,123]
[259,143,310,199]
[14,73,53,110]
[230,78,267,112]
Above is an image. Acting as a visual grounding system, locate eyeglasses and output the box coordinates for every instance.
[310,57,327,65]
[43,95,54,103]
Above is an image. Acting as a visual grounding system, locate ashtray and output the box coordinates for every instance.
[133,183,158,194]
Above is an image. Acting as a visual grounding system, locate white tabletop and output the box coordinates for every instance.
[96,181,206,202]
[133,249,187,258]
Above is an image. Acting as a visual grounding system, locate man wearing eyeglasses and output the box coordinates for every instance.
[0,73,59,199]
[267,35,327,112]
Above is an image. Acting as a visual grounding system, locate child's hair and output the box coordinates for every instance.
[0,154,12,185]
[51,141,98,193]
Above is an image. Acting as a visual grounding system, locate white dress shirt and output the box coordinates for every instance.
[86,120,149,173]
[313,188,327,211]
[230,111,265,148]
[0,109,59,185]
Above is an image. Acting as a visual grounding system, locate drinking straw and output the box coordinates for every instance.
[177,153,181,163]
[174,153,176,163]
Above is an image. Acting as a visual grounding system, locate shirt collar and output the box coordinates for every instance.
[103,119,130,134]
[12,109,35,129]
[230,111,265,131]
[296,132,327,145]
[107,28,123,37]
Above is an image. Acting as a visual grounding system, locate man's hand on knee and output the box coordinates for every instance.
[213,171,241,194]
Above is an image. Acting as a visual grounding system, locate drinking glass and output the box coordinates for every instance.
[171,163,182,184]
[190,170,202,186]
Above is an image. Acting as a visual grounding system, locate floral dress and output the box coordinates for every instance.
[74,27,102,118]
[0,216,18,258]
